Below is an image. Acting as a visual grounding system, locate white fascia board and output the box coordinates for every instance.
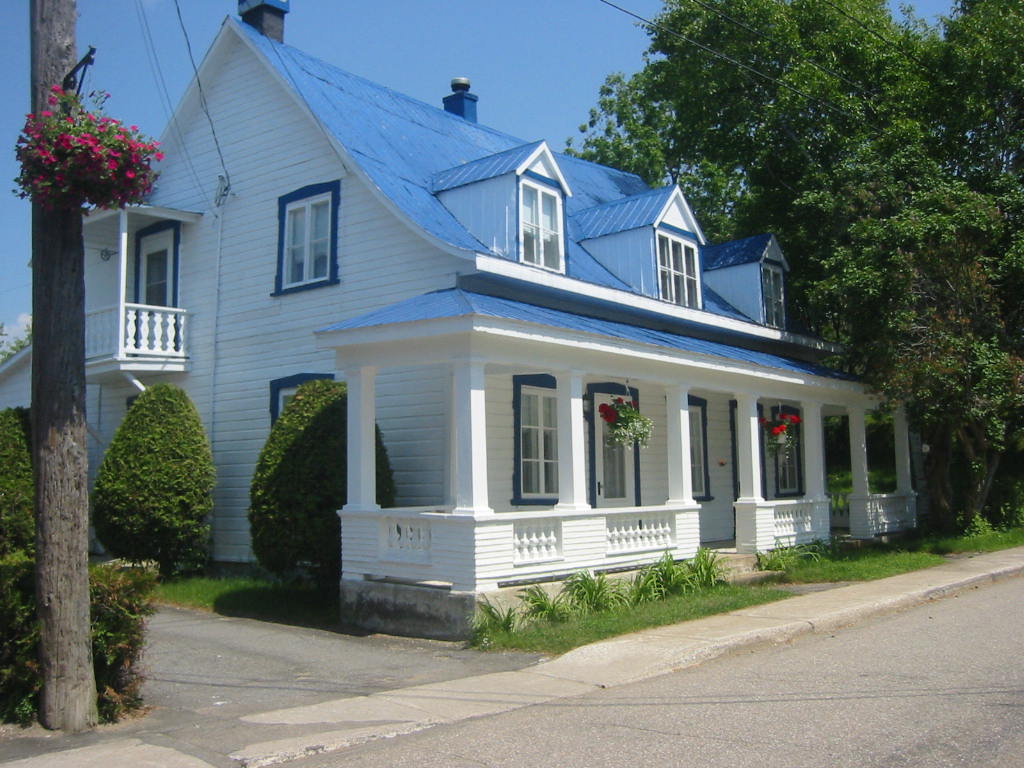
[226,18,479,264]
[0,345,32,380]
[473,253,841,354]
[516,142,572,197]
[658,187,706,245]
[84,205,203,228]
[314,312,867,400]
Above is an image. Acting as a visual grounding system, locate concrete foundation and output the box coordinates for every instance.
[340,580,479,640]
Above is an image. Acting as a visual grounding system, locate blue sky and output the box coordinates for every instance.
[0,0,954,337]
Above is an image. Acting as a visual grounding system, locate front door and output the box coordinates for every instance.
[138,228,175,307]
[594,393,635,507]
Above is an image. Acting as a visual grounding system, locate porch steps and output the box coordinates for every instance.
[715,552,781,585]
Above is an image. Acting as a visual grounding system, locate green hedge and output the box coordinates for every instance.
[0,557,155,725]
[0,407,34,557]
[249,379,395,590]
[93,384,215,577]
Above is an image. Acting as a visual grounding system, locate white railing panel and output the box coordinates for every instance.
[606,511,674,554]
[773,499,830,547]
[123,303,187,358]
[85,306,118,359]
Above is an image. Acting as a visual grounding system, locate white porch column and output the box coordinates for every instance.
[666,384,694,505]
[893,408,913,495]
[116,208,129,359]
[451,359,492,516]
[734,393,763,501]
[734,392,772,553]
[847,404,873,538]
[801,401,826,499]
[800,400,830,541]
[343,366,379,511]
[554,370,589,512]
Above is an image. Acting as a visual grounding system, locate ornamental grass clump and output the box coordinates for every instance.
[14,87,162,211]
[598,396,654,447]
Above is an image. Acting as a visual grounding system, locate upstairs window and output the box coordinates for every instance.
[520,180,563,271]
[762,263,785,328]
[274,181,340,295]
[658,233,700,308]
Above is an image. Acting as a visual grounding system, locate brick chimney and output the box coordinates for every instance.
[239,0,289,43]
[443,78,478,123]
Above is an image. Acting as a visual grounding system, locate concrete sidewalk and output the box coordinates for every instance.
[2,547,1023,768]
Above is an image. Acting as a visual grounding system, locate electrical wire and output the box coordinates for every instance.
[596,0,866,125]
[816,0,929,69]
[172,0,232,205]
[133,0,213,211]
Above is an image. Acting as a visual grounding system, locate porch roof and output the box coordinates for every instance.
[318,288,856,382]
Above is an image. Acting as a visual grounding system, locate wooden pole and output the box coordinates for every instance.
[29,0,97,731]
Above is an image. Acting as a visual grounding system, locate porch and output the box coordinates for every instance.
[316,289,918,608]
[82,205,200,379]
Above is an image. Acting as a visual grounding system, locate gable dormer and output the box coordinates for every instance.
[571,186,706,308]
[432,142,571,272]
[702,234,789,329]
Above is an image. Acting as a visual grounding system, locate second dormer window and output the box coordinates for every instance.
[762,263,785,328]
[657,233,700,308]
[521,181,563,271]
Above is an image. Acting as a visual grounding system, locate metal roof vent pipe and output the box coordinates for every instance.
[239,0,289,43]
[443,77,478,123]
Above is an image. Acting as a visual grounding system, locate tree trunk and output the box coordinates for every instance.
[30,0,97,732]
[923,424,956,533]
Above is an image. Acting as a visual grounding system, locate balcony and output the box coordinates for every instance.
[85,303,189,378]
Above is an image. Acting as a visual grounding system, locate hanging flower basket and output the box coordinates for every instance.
[14,87,162,211]
[598,397,654,448]
[759,412,801,457]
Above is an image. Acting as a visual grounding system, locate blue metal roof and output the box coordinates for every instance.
[702,233,774,270]
[571,187,674,240]
[236,22,777,328]
[431,141,545,192]
[319,289,852,381]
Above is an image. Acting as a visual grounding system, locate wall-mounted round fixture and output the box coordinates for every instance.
[99,248,116,261]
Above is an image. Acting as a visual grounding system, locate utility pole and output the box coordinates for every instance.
[29,0,97,731]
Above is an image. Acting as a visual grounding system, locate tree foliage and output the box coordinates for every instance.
[249,379,395,591]
[93,384,215,577]
[0,322,31,364]
[572,0,1024,529]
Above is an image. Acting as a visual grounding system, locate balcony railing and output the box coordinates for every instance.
[86,303,188,361]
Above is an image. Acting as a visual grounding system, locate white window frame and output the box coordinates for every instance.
[657,232,701,309]
[520,179,564,272]
[762,263,785,328]
[282,192,332,290]
[519,385,559,499]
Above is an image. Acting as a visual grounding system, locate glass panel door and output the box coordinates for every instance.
[594,393,634,507]
[138,229,175,307]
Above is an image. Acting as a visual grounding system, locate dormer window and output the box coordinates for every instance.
[657,233,700,308]
[762,263,785,328]
[521,180,563,271]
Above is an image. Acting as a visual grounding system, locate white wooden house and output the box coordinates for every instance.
[0,1,917,632]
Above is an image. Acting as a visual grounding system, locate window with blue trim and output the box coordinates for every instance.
[520,178,563,272]
[772,405,803,497]
[269,373,334,422]
[689,396,712,500]
[513,374,558,504]
[273,181,340,295]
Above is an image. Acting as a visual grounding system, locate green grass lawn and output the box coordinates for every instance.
[154,576,339,629]
[472,584,790,655]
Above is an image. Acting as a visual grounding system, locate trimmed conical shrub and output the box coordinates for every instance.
[93,384,214,577]
[249,379,394,591]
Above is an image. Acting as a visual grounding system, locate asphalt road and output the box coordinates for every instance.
[291,575,1024,768]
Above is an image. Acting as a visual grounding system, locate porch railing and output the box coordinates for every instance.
[735,498,831,553]
[340,503,702,593]
[848,492,917,538]
[86,303,188,361]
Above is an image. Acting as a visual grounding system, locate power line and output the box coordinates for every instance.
[596,0,867,125]
[816,0,929,70]
[682,0,871,98]
[172,0,232,206]
[133,0,213,211]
